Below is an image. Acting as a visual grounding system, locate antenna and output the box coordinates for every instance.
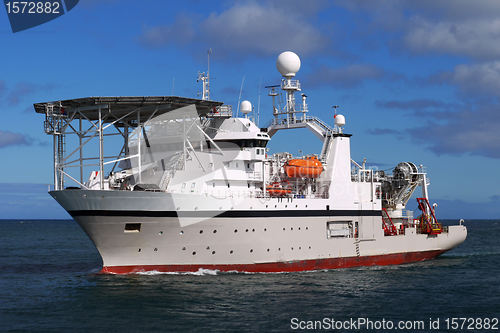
[257,78,262,126]
[236,75,245,117]
[197,49,212,101]
[207,48,211,100]
[332,105,339,115]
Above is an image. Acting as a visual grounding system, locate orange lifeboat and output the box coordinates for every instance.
[266,182,292,197]
[284,156,323,178]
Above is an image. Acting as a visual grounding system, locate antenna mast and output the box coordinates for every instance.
[198,49,212,101]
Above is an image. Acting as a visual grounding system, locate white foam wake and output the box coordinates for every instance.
[134,268,219,276]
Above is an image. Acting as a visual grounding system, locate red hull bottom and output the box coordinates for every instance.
[100,250,447,274]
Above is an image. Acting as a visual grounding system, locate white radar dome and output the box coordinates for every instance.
[240,100,252,114]
[334,114,346,127]
[276,51,301,77]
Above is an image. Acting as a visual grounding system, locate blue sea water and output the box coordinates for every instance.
[0,219,499,332]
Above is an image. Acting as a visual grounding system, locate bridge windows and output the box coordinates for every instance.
[210,139,268,148]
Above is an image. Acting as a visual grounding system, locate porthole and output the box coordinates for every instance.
[246,229,249,232]
[199,230,203,234]
[306,205,308,208]
[230,250,234,254]
[275,205,277,208]
[212,251,216,255]
[180,230,184,235]
[267,248,270,252]
[138,248,141,252]
[250,249,253,253]
[283,227,285,231]
[252,228,255,232]
[299,247,302,250]
[306,227,309,230]
[308,246,311,249]
[213,230,217,234]
[154,248,158,252]
[266,205,268,208]
[158,231,163,235]
[295,205,298,208]
[182,247,186,251]
[285,205,287,208]
[206,246,210,250]
[278,247,281,251]
[291,227,293,231]
[192,251,196,255]
[298,227,301,230]
[291,247,294,250]
[234,229,238,233]
[264,228,267,232]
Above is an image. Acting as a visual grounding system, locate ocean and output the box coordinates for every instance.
[0,219,499,332]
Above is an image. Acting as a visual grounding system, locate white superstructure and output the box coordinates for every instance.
[35,52,466,274]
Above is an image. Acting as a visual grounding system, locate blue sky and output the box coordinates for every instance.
[0,0,499,219]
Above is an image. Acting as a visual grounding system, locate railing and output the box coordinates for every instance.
[246,171,262,180]
[281,80,301,90]
[305,116,334,134]
[207,105,232,117]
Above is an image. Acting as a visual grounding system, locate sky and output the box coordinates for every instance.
[0,0,499,219]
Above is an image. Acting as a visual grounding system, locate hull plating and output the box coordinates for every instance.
[101,250,446,274]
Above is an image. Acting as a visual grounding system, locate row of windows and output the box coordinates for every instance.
[209,139,268,148]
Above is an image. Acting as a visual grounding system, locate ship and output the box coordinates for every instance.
[34,51,467,274]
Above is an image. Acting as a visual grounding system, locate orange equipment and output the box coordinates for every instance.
[284,156,323,178]
[416,197,443,235]
[266,182,292,197]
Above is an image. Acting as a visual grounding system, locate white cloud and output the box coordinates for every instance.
[139,2,330,57]
[445,61,500,97]
[0,130,31,148]
[405,17,500,59]
[407,105,500,159]
[410,0,500,20]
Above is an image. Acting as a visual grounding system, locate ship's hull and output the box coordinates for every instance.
[101,250,447,274]
[52,190,467,274]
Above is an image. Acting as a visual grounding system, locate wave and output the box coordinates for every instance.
[133,268,220,276]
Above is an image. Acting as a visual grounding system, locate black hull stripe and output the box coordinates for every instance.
[68,210,382,218]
